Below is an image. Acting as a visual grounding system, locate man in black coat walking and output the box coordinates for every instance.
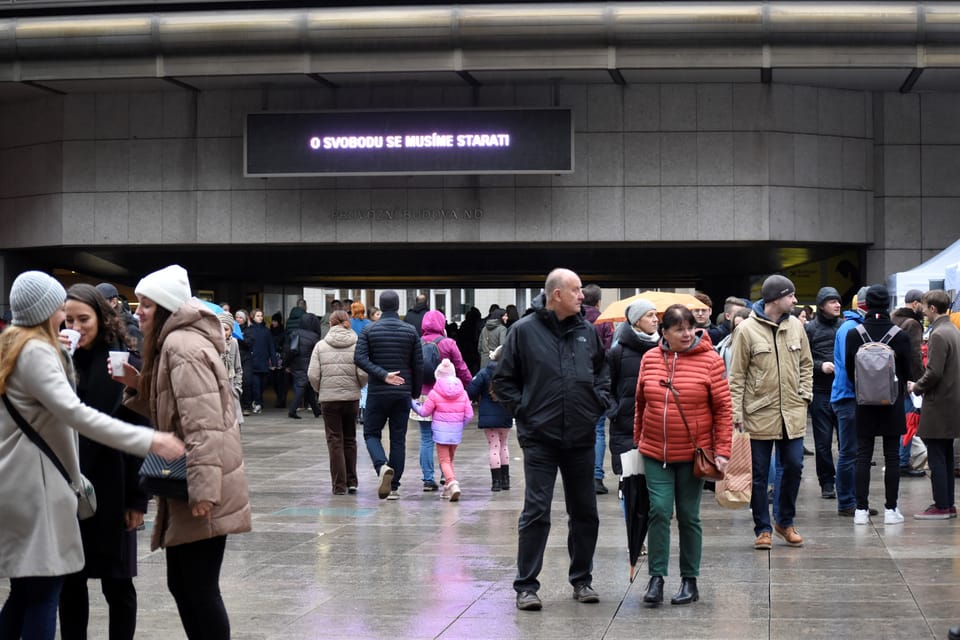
[355,290,422,500]
[494,268,614,612]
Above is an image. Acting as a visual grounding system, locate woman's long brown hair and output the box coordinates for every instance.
[139,304,172,402]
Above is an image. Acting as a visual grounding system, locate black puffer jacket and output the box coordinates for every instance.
[805,311,841,393]
[606,327,658,457]
[844,313,912,437]
[289,313,322,385]
[354,311,423,400]
[493,294,614,449]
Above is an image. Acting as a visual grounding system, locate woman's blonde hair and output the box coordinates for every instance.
[350,301,366,320]
[0,322,65,394]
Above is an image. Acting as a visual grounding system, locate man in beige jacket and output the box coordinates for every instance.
[728,275,813,551]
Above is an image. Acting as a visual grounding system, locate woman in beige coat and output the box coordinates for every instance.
[309,310,368,494]
[0,271,183,640]
[117,264,251,640]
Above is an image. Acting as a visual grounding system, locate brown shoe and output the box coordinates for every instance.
[754,531,772,550]
[774,524,804,547]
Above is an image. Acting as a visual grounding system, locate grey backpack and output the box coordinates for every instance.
[853,324,900,406]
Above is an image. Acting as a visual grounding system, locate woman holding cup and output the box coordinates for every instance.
[0,271,184,640]
[58,283,153,639]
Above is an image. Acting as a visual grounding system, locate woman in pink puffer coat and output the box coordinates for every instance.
[411,359,473,502]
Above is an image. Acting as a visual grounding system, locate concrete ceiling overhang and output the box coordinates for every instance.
[1,2,960,100]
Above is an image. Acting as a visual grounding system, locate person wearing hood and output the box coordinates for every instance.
[411,359,473,502]
[804,286,844,500]
[830,285,870,518]
[308,310,368,495]
[286,312,323,420]
[728,274,813,550]
[493,268,614,611]
[606,299,660,483]
[843,285,912,525]
[478,307,508,369]
[115,264,251,640]
[415,310,472,491]
[0,272,183,640]
[634,304,732,606]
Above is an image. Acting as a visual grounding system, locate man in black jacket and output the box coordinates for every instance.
[404,293,429,336]
[805,286,843,499]
[494,268,614,611]
[355,290,422,500]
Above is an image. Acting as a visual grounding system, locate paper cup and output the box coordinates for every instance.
[60,329,80,355]
[109,350,129,376]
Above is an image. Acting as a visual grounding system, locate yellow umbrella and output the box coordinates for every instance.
[594,291,708,324]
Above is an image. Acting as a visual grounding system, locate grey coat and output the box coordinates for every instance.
[913,315,960,440]
[0,339,153,578]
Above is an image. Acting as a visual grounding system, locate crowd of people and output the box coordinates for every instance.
[1,264,958,639]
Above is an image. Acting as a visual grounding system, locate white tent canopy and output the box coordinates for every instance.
[886,237,960,309]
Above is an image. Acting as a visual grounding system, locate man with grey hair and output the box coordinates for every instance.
[494,268,614,611]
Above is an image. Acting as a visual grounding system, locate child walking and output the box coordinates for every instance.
[412,359,473,502]
[467,345,512,491]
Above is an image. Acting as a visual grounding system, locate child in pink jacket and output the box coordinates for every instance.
[411,359,473,501]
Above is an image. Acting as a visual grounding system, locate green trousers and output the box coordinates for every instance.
[643,456,704,578]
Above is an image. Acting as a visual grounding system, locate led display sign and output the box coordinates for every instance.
[245,108,573,176]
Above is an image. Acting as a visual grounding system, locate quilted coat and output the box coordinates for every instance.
[412,375,474,445]
[307,324,368,402]
[420,310,472,395]
[634,332,733,463]
[125,299,251,550]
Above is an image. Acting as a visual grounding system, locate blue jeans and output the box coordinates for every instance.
[418,421,435,483]
[0,575,65,640]
[809,392,838,488]
[770,449,782,523]
[832,399,859,511]
[594,415,606,480]
[750,436,803,535]
[363,395,410,490]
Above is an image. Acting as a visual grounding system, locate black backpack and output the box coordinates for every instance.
[421,336,444,385]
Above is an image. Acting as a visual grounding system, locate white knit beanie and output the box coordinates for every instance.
[10,271,66,327]
[135,265,192,313]
[435,358,456,379]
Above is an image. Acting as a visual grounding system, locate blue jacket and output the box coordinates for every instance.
[830,310,864,403]
[466,362,512,429]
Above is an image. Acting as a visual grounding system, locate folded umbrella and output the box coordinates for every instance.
[619,448,650,583]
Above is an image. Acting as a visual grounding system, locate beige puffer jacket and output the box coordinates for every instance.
[727,308,813,440]
[308,325,368,402]
[126,299,251,550]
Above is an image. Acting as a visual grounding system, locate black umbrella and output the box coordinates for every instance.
[620,448,649,583]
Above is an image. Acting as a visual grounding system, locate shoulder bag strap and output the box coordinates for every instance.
[2,393,73,487]
[658,351,714,451]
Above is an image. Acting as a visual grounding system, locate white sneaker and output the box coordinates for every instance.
[448,481,461,502]
[377,465,394,499]
[853,509,870,525]
[884,508,905,524]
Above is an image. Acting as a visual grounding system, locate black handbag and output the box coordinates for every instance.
[139,451,188,500]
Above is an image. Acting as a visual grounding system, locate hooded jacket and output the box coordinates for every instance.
[467,361,512,428]
[830,310,864,403]
[727,301,813,439]
[412,374,473,445]
[634,332,733,463]
[493,293,614,449]
[308,324,368,402]
[804,310,841,393]
[607,325,658,456]
[477,314,507,369]
[421,310,472,396]
[125,299,251,550]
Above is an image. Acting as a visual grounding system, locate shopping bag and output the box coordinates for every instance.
[716,428,751,509]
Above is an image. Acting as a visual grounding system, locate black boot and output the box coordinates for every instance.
[491,468,502,492]
[642,576,664,604]
[670,577,699,605]
[500,465,510,490]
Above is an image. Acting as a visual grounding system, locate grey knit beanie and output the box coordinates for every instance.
[625,299,657,326]
[10,270,67,327]
[761,275,796,303]
[217,311,235,329]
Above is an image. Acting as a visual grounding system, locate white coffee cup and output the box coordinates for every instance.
[109,350,129,377]
[60,329,80,355]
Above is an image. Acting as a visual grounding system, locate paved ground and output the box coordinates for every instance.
[8,407,960,639]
